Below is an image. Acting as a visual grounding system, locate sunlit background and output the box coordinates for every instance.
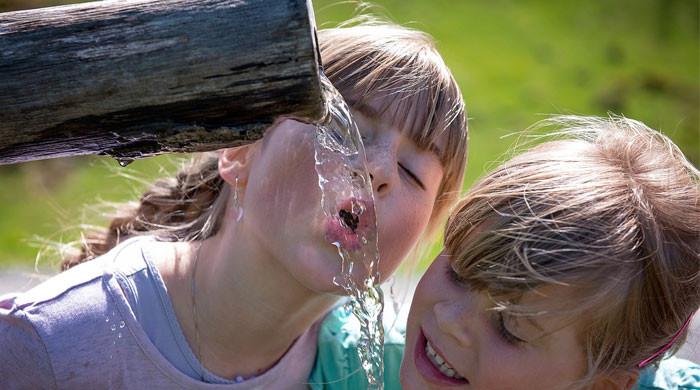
[0,1,697,274]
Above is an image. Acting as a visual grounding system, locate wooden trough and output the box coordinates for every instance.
[0,0,325,165]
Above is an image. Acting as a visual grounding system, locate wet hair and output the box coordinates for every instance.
[61,20,467,270]
[444,115,699,387]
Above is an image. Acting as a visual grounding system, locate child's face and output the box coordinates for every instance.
[400,252,588,390]
[240,100,445,293]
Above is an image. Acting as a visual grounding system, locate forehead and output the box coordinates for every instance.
[347,93,449,161]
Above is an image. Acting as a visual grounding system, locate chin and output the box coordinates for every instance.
[399,368,419,390]
[295,253,380,296]
[286,248,342,291]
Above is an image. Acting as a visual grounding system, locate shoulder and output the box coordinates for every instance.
[10,236,155,313]
[0,299,57,388]
[309,302,405,390]
[0,238,153,371]
[634,356,700,390]
[10,237,153,309]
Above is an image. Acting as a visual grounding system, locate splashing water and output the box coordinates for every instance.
[314,72,384,388]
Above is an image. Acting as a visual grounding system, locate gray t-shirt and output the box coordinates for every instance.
[0,237,319,389]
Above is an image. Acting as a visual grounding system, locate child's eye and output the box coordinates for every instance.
[447,264,526,346]
[398,162,425,190]
[495,312,526,346]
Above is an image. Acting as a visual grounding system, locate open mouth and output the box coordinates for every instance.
[339,208,360,232]
[324,198,375,251]
[415,328,469,386]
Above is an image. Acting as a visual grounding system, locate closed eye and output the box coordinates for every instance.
[495,312,526,346]
[398,162,425,190]
[446,263,525,346]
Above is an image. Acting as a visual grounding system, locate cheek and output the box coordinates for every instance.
[382,191,433,245]
[265,134,318,193]
[473,343,586,390]
[407,257,445,318]
[377,212,422,277]
[246,132,321,224]
[403,260,446,366]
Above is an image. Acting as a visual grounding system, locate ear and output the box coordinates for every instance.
[591,370,640,390]
[218,144,256,187]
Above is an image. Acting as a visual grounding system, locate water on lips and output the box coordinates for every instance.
[339,209,360,231]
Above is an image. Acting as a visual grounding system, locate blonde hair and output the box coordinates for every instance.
[62,21,467,269]
[445,115,699,386]
[319,21,466,234]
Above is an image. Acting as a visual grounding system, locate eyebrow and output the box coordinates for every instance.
[351,100,382,121]
[525,317,545,333]
[505,312,544,335]
[425,142,444,161]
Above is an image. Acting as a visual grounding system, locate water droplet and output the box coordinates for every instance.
[114,157,134,167]
[117,332,122,338]
[105,317,110,322]
[110,324,116,331]
[119,321,125,328]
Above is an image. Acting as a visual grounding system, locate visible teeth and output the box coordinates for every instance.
[425,340,465,380]
[434,352,444,365]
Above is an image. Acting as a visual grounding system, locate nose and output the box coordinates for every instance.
[434,300,474,348]
[365,153,394,197]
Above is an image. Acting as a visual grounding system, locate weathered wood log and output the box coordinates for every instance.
[0,0,324,165]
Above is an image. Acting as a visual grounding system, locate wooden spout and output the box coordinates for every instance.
[0,0,325,164]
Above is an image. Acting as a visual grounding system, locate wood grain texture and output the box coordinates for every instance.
[0,0,324,164]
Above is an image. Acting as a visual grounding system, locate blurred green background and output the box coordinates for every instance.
[0,0,698,272]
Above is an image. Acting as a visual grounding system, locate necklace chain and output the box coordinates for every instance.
[189,242,250,384]
[190,242,203,366]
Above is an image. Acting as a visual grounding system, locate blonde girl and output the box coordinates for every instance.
[401,116,699,389]
[0,22,467,388]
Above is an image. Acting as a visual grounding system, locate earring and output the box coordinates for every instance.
[233,176,244,222]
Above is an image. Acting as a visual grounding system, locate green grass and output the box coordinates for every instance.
[0,0,698,270]
[0,156,179,267]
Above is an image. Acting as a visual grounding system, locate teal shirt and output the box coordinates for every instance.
[310,305,699,390]
[309,304,404,390]
[634,357,700,390]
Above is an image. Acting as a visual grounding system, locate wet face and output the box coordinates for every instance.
[400,252,587,390]
[237,102,444,294]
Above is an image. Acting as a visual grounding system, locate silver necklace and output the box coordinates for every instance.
[190,242,203,366]
[190,242,249,384]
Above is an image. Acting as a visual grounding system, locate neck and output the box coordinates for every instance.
[159,219,338,379]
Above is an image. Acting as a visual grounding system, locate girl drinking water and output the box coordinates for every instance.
[0,21,467,388]
[400,116,699,389]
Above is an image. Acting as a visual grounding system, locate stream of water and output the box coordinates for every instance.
[314,72,385,388]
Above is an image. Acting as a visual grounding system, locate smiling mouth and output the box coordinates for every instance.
[425,340,465,380]
[415,328,469,386]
